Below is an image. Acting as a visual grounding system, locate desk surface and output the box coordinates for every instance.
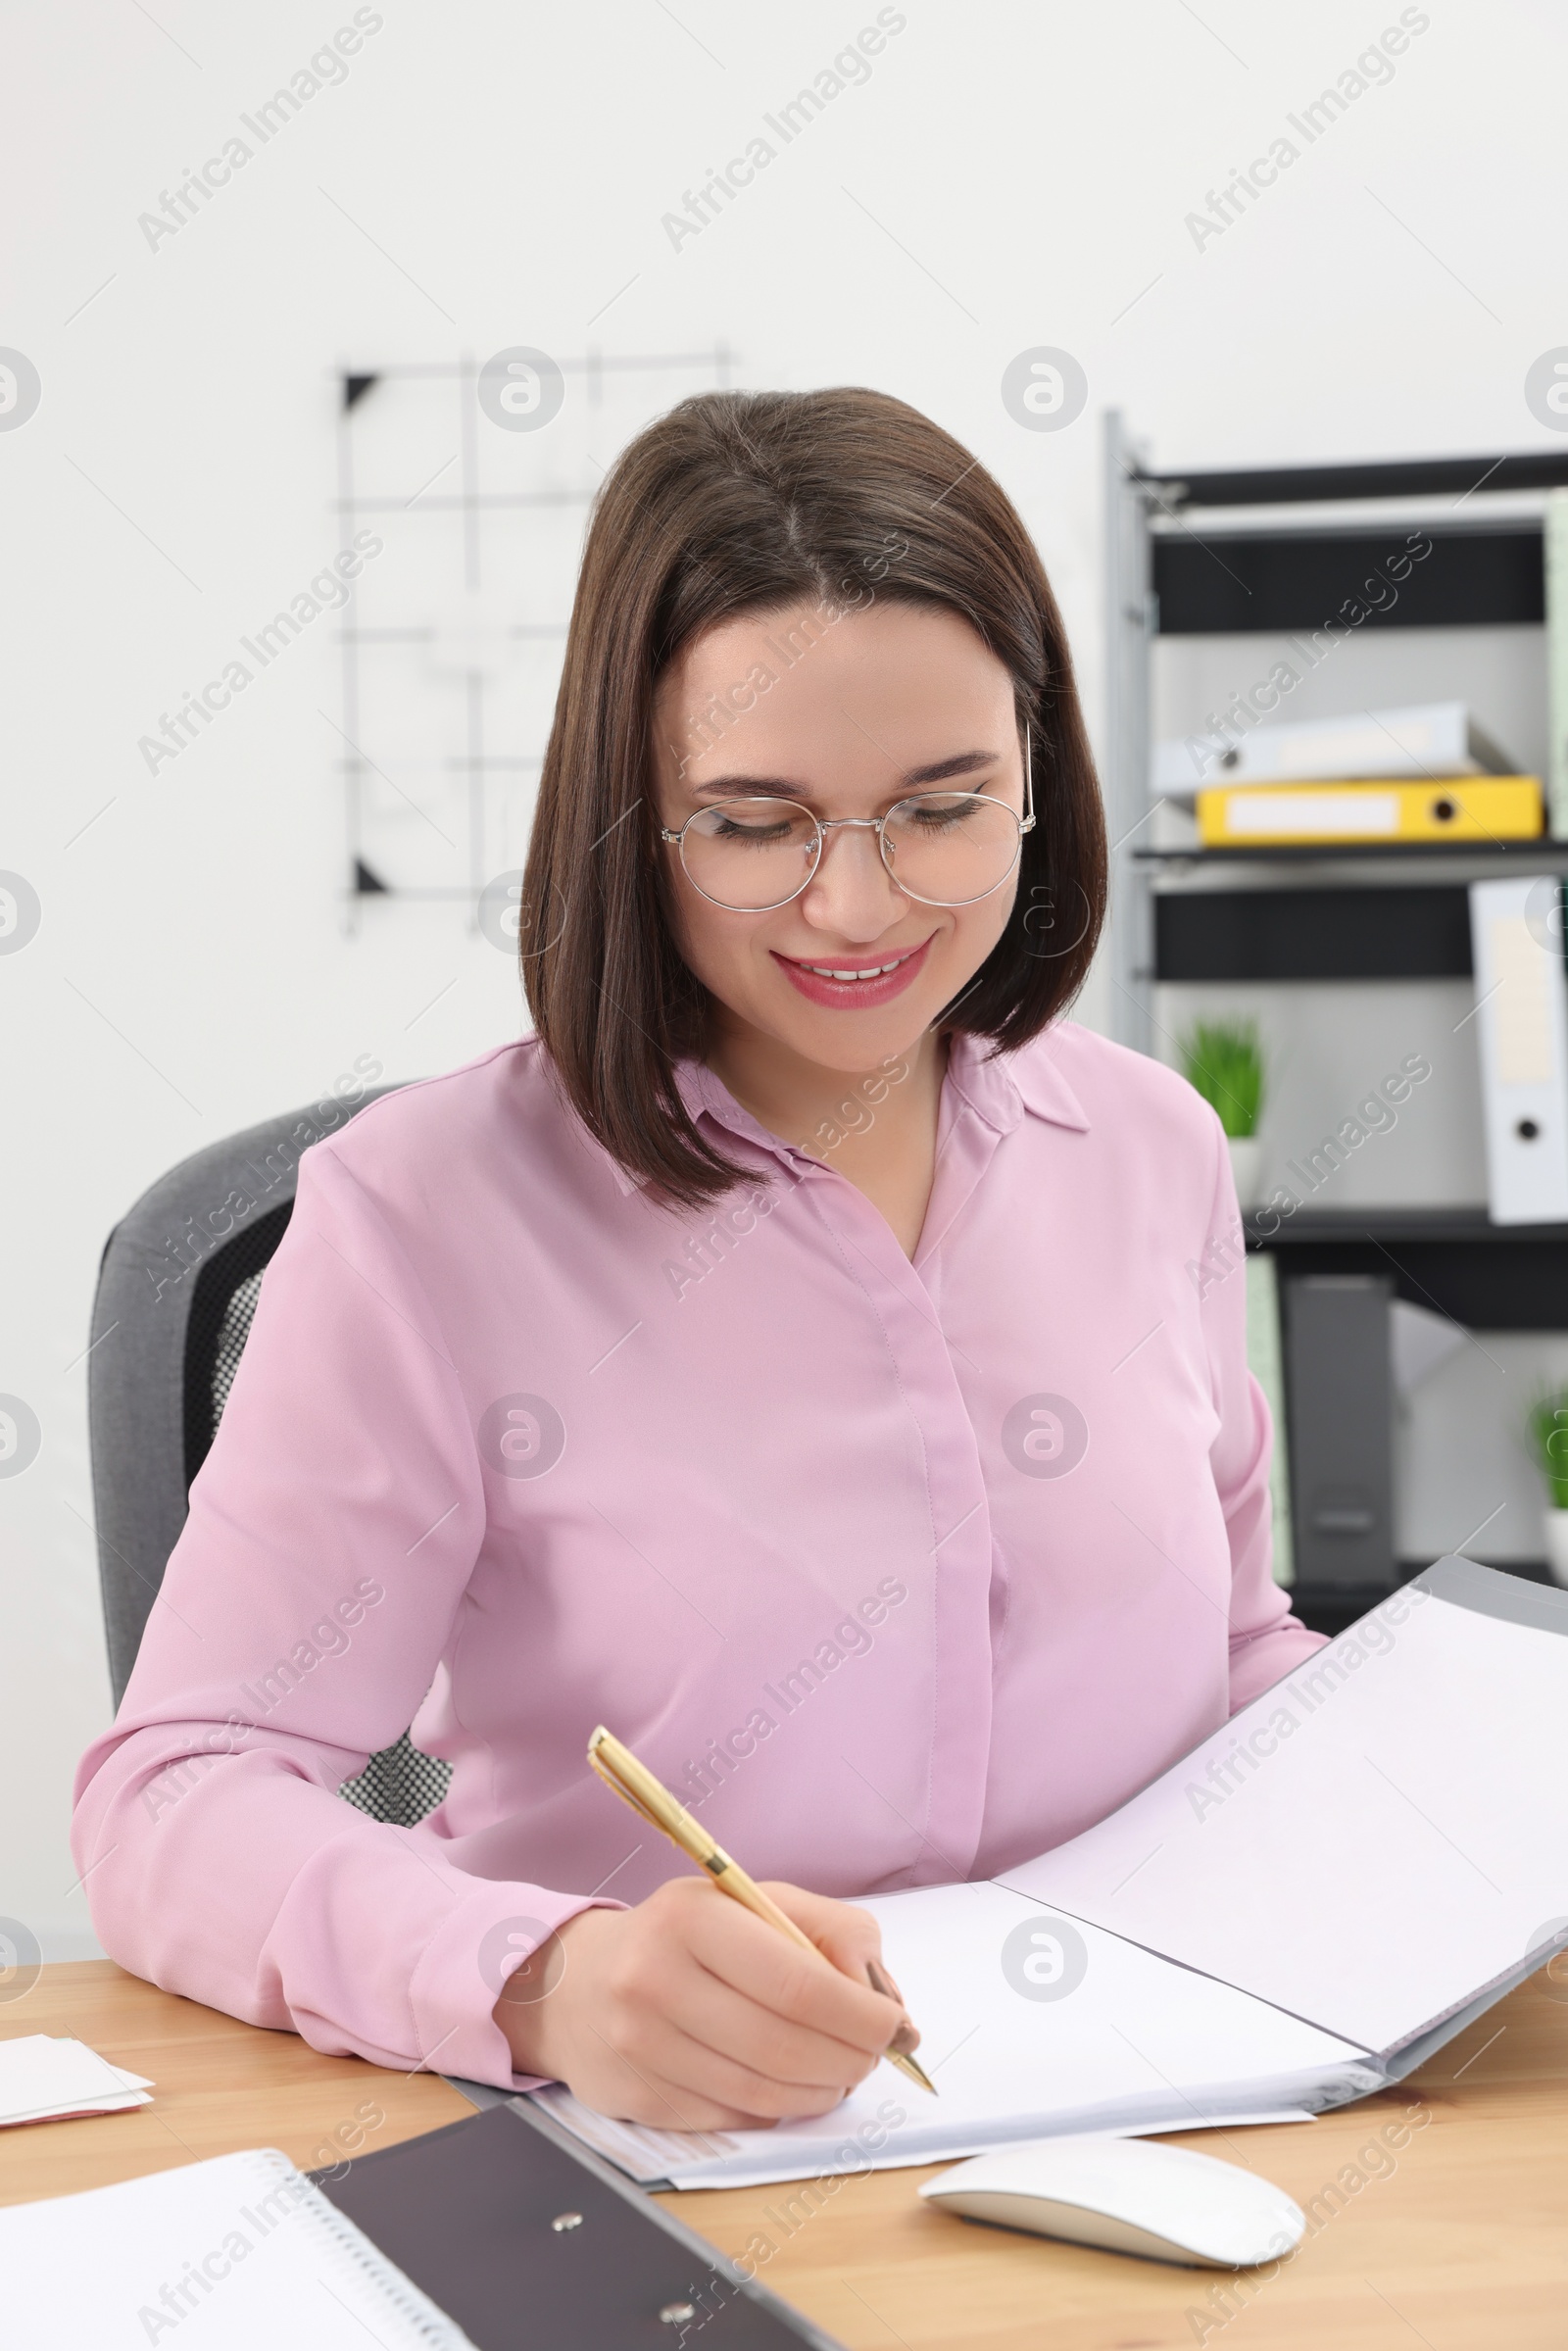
[5,1962,1567,2349]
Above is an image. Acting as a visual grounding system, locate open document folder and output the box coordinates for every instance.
[531,1557,1568,2189]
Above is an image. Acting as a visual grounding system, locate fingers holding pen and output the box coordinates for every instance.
[494,1878,917,2129]
[689,1882,910,2058]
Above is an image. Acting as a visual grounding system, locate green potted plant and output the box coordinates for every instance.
[1527,1387,1568,1585]
[1180,1018,1266,1208]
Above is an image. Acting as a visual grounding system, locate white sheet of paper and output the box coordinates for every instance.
[0,2035,154,2126]
[2,2093,152,2128]
[999,1582,1568,2056]
[536,1881,1371,2188]
[539,2089,1320,2190]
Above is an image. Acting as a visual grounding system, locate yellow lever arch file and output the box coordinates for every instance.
[1196,776,1544,847]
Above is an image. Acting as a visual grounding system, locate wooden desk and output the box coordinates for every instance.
[5,1961,1567,2348]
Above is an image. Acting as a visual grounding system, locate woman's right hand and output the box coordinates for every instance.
[492,1875,912,2130]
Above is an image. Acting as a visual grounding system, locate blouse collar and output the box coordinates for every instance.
[673,1024,1090,1166]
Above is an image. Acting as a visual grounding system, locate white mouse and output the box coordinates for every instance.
[918,2134,1305,2269]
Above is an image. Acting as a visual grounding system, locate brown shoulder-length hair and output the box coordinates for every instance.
[521,386,1105,1206]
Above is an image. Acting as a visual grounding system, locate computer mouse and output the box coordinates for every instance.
[918,2134,1306,2268]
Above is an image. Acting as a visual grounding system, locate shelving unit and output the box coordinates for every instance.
[1102,420,1568,1049]
[1101,422,1568,1630]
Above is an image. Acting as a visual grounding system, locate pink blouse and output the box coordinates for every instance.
[73,1023,1322,2088]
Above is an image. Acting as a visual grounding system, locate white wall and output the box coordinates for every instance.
[5,0,1566,1955]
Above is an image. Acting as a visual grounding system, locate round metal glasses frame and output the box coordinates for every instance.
[659,731,1037,914]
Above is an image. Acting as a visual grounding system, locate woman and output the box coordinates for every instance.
[74,387,1320,2132]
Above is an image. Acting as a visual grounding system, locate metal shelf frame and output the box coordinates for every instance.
[1101,417,1568,1050]
[1102,427,1568,1628]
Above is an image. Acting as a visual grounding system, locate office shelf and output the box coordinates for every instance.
[1150,453,1568,508]
[1102,428,1568,1617]
[1256,1211,1568,1631]
[1153,523,1544,636]
[1147,853,1566,980]
[1243,1206,1568,1330]
[1156,883,1478,982]
[1246,1204,1564,1241]
[1101,422,1568,1052]
[1134,840,1568,864]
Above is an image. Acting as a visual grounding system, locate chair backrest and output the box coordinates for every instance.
[87,1086,453,1828]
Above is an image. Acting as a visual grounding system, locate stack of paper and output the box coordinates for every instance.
[0,2035,153,2127]
[531,1883,1349,2188]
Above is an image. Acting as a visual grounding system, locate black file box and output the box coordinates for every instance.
[1283,1273,1396,1591]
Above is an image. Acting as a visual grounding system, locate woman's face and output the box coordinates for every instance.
[650,598,1025,1077]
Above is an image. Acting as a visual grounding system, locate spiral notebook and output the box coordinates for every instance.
[0,2104,841,2350]
[0,2146,474,2348]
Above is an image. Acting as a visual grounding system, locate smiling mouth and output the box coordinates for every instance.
[793,952,921,982]
[771,935,936,1007]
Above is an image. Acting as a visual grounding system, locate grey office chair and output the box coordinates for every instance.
[86,1086,453,1828]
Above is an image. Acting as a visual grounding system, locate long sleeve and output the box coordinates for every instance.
[1195,1115,1327,1712]
[72,1139,608,2089]
[76,1028,1339,2011]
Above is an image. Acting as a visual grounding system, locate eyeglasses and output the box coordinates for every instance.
[660,735,1036,914]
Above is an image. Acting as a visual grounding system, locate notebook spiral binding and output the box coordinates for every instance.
[247,2149,473,2348]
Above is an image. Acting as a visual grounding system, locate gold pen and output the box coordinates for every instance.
[587,1726,937,2097]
